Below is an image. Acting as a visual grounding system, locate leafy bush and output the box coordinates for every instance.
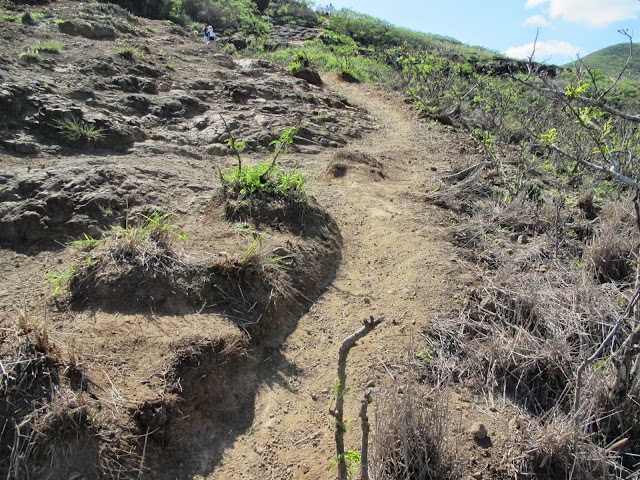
[221,162,305,200]
[264,41,391,83]
[328,9,458,51]
[181,0,268,35]
[104,0,181,20]
[264,0,319,27]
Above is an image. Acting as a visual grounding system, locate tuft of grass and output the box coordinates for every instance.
[19,49,41,63]
[70,233,103,251]
[97,204,114,218]
[45,265,76,296]
[114,45,143,60]
[32,42,62,54]
[214,231,291,278]
[69,212,189,292]
[54,117,106,143]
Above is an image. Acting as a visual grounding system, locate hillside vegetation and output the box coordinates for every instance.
[566,42,640,80]
[1,0,640,479]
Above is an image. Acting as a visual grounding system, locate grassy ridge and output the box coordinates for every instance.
[565,42,640,80]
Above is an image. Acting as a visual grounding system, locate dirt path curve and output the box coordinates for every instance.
[208,77,470,479]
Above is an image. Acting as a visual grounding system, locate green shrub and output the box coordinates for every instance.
[265,0,320,27]
[181,0,268,35]
[105,0,181,20]
[220,124,305,201]
[221,162,306,200]
[264,42,391,83]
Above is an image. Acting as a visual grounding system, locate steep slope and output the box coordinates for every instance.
[2,2,604,480]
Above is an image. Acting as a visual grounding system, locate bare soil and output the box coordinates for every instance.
[0,3,530,479]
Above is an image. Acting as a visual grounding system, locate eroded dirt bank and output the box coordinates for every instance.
[0,3,489,478]
[207,77,476,479]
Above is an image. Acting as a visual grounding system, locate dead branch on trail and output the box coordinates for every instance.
[330,316,383,480]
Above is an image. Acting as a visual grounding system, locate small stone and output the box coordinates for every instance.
[311,393,318,401]
[470,423,488,440]
[363,297,371,305]
[509,416,525,431]
[273,247,291,257]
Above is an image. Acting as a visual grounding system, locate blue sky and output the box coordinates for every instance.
[323,0,640,65]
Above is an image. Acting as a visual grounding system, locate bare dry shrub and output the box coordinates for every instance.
[515,415,616,480]
[584,201,637,284]
[0,312,61,478]
[371,380,460,480]
[0,311,144,479]
[427,168,494,216]
[427,267,626,413]
[492,194,544,234]
[422,258,640,475]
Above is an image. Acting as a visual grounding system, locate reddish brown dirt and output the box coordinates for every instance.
[0,4,525,475]
[204,77,491,480]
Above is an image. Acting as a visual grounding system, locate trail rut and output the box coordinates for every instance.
[208,77,473,479]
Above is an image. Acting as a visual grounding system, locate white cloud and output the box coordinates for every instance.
[525,0,640,27]
[523,15,549,27]
[504,40,585,62]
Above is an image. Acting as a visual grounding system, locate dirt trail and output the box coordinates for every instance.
[208,77,472,479]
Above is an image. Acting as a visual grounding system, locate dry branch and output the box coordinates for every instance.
[330,316,383,480]
[359,388,374,480]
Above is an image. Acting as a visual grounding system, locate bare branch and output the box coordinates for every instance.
[331,316,383,480]
[359,388,374,480]
[538,143,640,190]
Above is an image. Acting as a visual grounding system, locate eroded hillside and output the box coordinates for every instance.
[2,2,639,480]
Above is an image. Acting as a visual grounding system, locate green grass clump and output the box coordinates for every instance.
[45,266,76,296]
[32,42,62,54]
[54,117,107,143]
[19,49,41,63]
[115,45,143,60]
[1,9,21,22]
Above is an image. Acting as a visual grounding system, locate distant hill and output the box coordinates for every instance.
[565,43,640,81]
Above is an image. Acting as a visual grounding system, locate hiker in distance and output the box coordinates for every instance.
[326,3,336,15]
[203,24,215,44]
